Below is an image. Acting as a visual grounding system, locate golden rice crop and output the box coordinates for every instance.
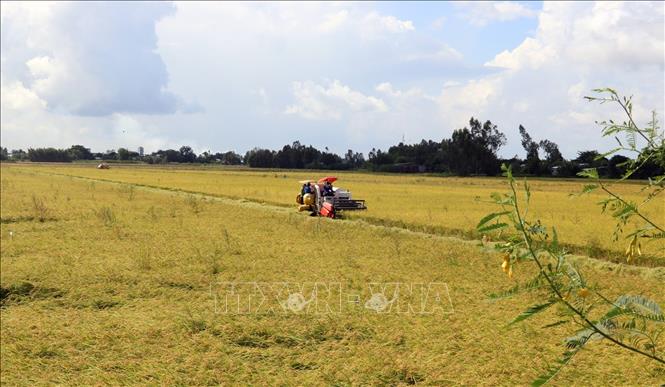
[1,165,663,385]
[12,163,663,264]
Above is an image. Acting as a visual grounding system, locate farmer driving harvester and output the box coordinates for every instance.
[301,182,313,195]
[296,180,315,211]
[322,181,334,196]
[295,176,366,218]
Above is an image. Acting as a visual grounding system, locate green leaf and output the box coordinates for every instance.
[611,203,636,219]
[581,184,598,194]
[650,231,665,239]
[542,320,569,329]
[477,223,508,233]
[595,147,622,160]
[577,168,599,179]
[509,300,557,326]
[531,336,589,387]
[598,306,627,323]
[490,192,513,205]
[614,136,623,147]
[564,264,585,288]
[614,295,664,322]
[625,129,636,149]
[551,227,559,251]
[477,211,510,229]
[595,87,617,95]
[501,164,514,180]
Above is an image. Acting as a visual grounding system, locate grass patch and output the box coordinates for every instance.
[0,216,58,224]
[1,281,63,306]
[96,206,117,227]
[92,299,121,309]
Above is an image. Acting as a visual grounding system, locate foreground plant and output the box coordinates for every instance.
[580,88,664,263]
[478,89,664,385]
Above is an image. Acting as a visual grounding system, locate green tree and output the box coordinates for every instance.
[68,145,93,160]
[244,148,275,168]
[179,146,196,163]
[444,118,506,176]
[117,148,131,161]
[27,148,72,162]
[519,124,540,175]
[219,151,243,165]
[607,154,630,178]
[344,149,365,169]
[539,139,563,164]
[196,151,214,164]
[539,139,564,174]
[470,118,507,155]
[10,149,28,161]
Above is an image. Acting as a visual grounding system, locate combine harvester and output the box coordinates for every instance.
[296,176,366,218]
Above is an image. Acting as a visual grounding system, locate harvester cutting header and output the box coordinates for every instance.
[296,176,366,218]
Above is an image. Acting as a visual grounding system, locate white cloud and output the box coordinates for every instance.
[316,9,414,39]
[487,2,664,70]
[375,82,430,102]
[403,46,464,63]
[0,71,175,152]
[318,10,349,33]
[1,59,176,153]
[0,2,454,153]
[456,1,537,27]
[146,2,456,152]
[285,80,388,120]
[1,2,183,116]
[486,37,557,70]
[436,76,502,128]
[362,12,415,35]
[375,82,399,96]
[25,56,53,78]
[443,2,664,157]
[0,75,46,111]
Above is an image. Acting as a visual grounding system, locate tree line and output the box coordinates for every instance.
[0,145,244,166]
[2,116,663,178]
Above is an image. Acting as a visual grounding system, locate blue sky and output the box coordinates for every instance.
[1,1,663,159]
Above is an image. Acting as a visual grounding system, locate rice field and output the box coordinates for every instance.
[11,163,665,264]
[1,163,664,385]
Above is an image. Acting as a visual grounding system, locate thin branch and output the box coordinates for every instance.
[508,178,664,364]
[615,98,657,149]
[598,181,664,234]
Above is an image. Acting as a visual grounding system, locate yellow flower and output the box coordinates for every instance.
[501,254,511,277]
[625,237,640,263]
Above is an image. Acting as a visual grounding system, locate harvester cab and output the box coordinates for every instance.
[296,176,366,218]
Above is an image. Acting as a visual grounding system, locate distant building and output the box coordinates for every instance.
[138,146,144,156]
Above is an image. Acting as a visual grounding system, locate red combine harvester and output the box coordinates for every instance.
[296,176,367,218]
